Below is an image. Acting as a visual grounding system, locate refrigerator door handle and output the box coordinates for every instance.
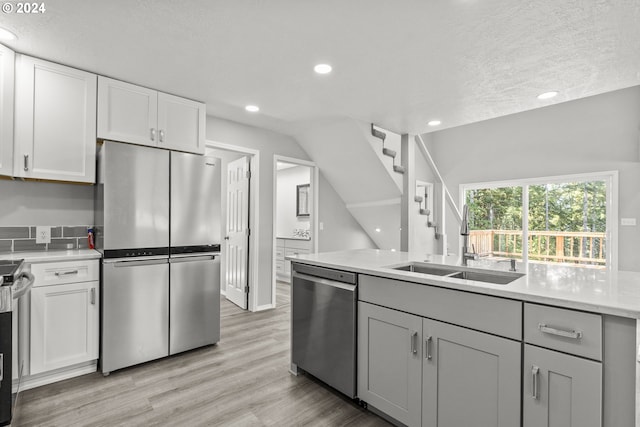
[170,255,216,263]
[107,259,169,267]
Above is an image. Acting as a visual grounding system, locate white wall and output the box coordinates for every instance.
[0,179,94,225]
[207,116,374,307]
[276,165,310,238]
[420,86,640,271]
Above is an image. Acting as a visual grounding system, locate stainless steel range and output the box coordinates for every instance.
[0,259,34,427]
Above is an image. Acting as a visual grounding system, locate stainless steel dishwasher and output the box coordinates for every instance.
[291,262,357,398]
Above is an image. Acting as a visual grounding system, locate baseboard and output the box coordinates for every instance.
[13,360,97,392]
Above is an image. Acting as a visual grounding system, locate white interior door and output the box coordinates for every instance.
[225,156,250,309]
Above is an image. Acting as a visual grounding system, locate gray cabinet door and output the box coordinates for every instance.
[422,318,521,427]
[523,344,602,427]
[357,302,422,427]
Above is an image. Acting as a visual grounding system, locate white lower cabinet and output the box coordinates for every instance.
[357,302,422,426]
[30,281,99,375]
[422,318,521,427]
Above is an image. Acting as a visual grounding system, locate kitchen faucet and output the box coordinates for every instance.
[460,204,477,266]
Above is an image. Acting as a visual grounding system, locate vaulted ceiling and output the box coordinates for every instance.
[2,0,639,136]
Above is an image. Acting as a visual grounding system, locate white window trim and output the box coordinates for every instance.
[459,170,619,270]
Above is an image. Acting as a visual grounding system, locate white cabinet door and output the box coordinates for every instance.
[157,92,205,154]
[0,44,14,177]
[422,318,521,427]
[97,76,158,147]
[14,55,97,183]
[358,302,422,427]
[523,344,602,427]
[30,281,99,375]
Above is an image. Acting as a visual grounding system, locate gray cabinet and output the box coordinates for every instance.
[357,301,422,427]
[523,344,602,427]
[422,318,521,427]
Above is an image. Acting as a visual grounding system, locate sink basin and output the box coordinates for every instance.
[387,261,525,285]
[446,270,524,285]
[391,262,459,276]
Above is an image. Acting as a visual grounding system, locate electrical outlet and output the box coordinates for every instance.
[319,222,324,231]
[36,226,51,244]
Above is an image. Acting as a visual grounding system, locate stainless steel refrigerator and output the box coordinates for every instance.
[96,141,221,375]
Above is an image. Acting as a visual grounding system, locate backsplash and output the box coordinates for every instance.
[0,225,92,252]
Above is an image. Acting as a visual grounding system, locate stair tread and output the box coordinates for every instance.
[414,196,424,203]
[382,148,397,158]
[393,165,406,174]
[420,209,431,215]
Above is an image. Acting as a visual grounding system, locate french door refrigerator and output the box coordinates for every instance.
[97,142,220,375]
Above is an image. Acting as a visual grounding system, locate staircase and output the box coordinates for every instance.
[293,118,404,249]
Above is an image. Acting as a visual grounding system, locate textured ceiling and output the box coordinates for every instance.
[1,0,639,136]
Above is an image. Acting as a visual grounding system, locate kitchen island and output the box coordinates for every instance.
[289,249,639,427]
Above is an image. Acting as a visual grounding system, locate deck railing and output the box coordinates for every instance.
[469,230,606,266]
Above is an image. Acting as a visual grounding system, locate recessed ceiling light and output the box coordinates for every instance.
[314,64,332,74]
[245,105,260,113]
[375,228,381,233]
[0,27,17,41]
[537,91,558,100]
[427,120,442,127]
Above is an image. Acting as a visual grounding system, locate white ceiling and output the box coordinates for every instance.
[1,0,639,136]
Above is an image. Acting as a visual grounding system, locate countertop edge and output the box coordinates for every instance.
[287,255,640,319]
[0,249,102,263]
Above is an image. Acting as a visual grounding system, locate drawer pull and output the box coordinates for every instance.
[531,366,539,400]
[55,270,79,277]
[538,323,583,340]
[90,288,96,305]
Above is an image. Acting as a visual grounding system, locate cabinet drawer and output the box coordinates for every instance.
[31,259,99,287]
[275,247,285,260]
[285,248,309,258]
[524,303,602,361]
[275,260,285,273]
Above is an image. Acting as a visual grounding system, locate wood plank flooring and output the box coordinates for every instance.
[11,282,390,426]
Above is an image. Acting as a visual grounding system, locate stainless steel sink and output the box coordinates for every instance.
[446,270,524,285]
[388,261,524,285]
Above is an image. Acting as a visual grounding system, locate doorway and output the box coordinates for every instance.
[207,141,259,311]
[273,156,318,303]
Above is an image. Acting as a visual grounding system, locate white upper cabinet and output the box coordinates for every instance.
[98,76,206,154]
[157,92,205,154]
[14,55,97,183]
[97,77,157,147]
[0,44,15,177]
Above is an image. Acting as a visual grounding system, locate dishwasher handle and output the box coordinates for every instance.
[292,271,356,292]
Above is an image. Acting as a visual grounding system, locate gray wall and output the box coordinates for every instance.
[207,116,374,308]
[421,86,640,271]
[0,179,94,225]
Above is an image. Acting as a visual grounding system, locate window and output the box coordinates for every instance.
[461,172,617,269]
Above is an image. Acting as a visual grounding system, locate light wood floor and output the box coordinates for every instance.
[11,282,390,427]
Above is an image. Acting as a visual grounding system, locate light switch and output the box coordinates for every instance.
[319,222,324,231]
[621,218,637,226]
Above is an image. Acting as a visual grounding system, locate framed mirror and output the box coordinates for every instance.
[296,184,310,217]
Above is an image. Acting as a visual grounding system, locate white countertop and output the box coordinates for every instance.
[0,249,102,263]
[288,249,640,319]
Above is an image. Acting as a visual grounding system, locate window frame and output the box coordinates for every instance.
[459,170,619,270]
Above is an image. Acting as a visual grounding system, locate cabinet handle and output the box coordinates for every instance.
[55,270,79,277]
[150,128,156,141]
[410,331,418,355]
[425,335,432,360]
[90,288,96,305]
[159,129,165,143]
[538,323,583,340]
[531,366,539,400]
[23,154,29,171]
[0,353,3,381]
